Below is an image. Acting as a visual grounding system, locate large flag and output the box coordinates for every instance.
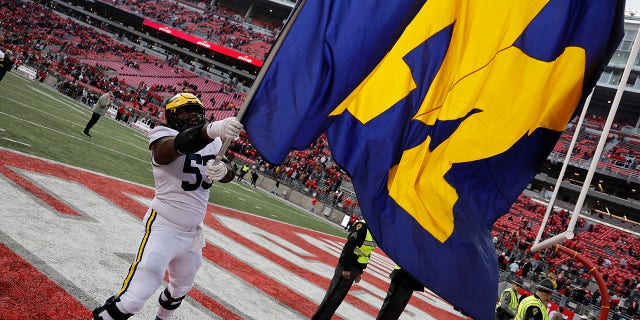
[242,0,624,318]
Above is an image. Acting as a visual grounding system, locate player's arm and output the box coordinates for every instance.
[152,118,243,165]
[151,125,211,165]
[151,136,187,165]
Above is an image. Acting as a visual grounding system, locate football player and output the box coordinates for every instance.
[93,93,242,320]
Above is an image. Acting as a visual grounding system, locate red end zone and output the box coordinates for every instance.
[0,148,468,320]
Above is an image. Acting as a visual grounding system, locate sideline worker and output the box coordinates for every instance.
[496,277,523,320]
[312,219,376,320]
[515,278,554,320]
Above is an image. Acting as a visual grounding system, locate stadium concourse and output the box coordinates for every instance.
[2,0,640,319]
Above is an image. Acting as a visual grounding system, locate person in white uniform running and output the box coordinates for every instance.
[93,92,243,320]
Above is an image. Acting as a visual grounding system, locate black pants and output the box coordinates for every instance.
[494,308,514,320]
[84,112,101,133]
[376,269,423,320]
[312,262,361,320]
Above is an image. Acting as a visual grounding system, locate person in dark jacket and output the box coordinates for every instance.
[376,265,424,320]
[312,220,376,320]
[0,50,14,82]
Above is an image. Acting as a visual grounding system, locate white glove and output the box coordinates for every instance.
[205,160,228,182]
[206,117,243,140]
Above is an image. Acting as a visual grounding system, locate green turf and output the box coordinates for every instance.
[0,72,347,237]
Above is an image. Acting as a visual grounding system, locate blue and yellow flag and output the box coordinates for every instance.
[243,0,623,318]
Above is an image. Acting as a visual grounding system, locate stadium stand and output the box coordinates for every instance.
[101,0,276,59]
[493,193,640,316]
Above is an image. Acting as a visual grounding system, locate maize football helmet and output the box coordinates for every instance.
[165,93,206,132]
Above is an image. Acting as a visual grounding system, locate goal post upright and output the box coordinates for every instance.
[531,29,640,252]
[530,91,592,252]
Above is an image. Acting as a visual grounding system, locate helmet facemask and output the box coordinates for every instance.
[165,93,206,132]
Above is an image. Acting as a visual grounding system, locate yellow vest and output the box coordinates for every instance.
[515,295,548,320]
[496,287,518,314]
[354,229,376,264]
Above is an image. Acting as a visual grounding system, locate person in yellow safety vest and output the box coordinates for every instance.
[312,219,376,320]
[495,277,523,320]
[237,164,250,182]
[376,264,424,320]
[515,278,554,320]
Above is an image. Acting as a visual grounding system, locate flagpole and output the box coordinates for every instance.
[213,0,308,164]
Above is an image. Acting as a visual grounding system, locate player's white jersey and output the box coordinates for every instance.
[148,125,222,228]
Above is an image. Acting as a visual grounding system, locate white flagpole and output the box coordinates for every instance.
[209,0,308,168]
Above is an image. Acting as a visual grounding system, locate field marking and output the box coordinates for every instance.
[0,111,150,165]
[2,77,88,118]
[29,86,87,115]
[1,77,149,146]
[0,137,467,320]
[2,74,334,231]
[216,181,344,230]
[2,137,31,147]
[0,91,96,132]
[0,91,149,151]
[220,184,292,213]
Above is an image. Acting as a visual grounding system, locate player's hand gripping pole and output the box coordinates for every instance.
[204,117,243,184]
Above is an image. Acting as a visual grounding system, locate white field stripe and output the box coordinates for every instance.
[228,181,334,223]
[0,111,149,165]
[207,215,375,320]
[1,137,31,146]
[0,150,464,319]
[2,77,88,118]
[0,91,95,131]
[2,76,148,143]
[0,89,86,125]
[0,171,215,319]
[195,257,303,319]
[0,145,338,242]
[0,93,149,152]
[112,132,149,152]
[0,146,152,189]
[29,86,87,115]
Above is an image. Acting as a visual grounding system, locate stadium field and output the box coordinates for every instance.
[0,72,469,319]
[0,72,345,237]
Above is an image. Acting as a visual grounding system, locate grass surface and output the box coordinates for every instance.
[0,72,347,237]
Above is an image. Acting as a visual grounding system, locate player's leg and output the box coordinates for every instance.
[156,244,203,319]
[92,296,132,320]
[94,210,174,318]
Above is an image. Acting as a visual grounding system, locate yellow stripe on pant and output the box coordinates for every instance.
[117,209,157,296]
